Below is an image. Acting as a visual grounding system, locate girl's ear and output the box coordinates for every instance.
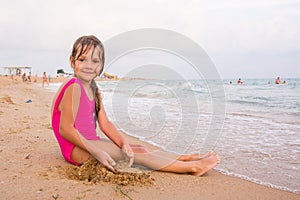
[70,56,75,69]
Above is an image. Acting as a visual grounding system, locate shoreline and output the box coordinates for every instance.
[115,129,300,195]
[0,76,299,199]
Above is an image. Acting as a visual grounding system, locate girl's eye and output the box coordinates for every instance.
[78,58,85,62]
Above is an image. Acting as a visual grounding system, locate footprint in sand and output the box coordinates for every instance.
[0,95,15,105]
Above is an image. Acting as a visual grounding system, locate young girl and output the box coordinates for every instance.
[51,35,220,175]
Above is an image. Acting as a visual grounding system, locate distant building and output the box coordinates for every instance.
[3,66,32,75]
[56,69,73,77]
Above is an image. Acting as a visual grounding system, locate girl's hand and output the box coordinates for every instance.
[121,144,134,167]
[77,133,116,172]
[92,149,116,172]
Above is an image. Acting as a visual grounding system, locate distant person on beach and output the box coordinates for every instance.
[22,73,27,82]
[237,78,243,84]
[51,35,220,175]
[275,77,281,84]
[42,72,49,87]
[27,72,32,82]
[34,74,38,83]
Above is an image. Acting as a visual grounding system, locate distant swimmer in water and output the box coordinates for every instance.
[282,80,286,84]
[237,78,243,84]
[275,77,281,84]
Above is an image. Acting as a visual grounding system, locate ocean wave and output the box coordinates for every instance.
[216,169,300,194]
[229,99,267,107]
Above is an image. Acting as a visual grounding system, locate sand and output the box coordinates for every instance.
[65,159,154,186]
[0,76,299,200]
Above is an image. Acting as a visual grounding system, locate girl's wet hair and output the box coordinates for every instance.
[71,35,105,115]
[71,35,105,75]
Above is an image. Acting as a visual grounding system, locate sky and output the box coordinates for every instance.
[0,0,300,79]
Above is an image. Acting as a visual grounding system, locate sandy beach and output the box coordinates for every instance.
[0,76,299,200]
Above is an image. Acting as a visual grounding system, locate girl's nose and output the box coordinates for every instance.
[82,60,99,68]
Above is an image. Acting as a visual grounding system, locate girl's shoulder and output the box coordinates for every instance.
[54,77,82,97]
[52,77,82,107]
[60,77,81,88]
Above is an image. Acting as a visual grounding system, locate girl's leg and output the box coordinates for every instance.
[151,149,213,162]
[130,144,213,161]
[77,139,211,163]
[135,151,220,176]
[86,139,220,175]
[71,145,94,164]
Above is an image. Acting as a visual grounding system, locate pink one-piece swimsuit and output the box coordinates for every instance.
[52,78,100,165]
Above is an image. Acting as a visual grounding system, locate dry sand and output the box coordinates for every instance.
[0,76,299,200]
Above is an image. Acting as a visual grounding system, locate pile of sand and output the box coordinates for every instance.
[64,159,154,186]
[0,95,15,104]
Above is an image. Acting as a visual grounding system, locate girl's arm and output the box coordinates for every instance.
[58,83,87,150]
[97,91,134,166]
[97,96,127,148]
[58,84,116,170]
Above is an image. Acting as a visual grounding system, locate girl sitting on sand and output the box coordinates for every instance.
[51,35,220,175]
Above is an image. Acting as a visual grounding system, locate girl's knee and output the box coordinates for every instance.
[132,145,149,153]
[71,146,92,164]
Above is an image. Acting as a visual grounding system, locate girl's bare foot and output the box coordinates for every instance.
[178,151,214,161]
[191,153,220,176]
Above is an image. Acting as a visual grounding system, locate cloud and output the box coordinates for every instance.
[0,0,299,77]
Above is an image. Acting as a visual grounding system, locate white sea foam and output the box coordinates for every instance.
[216,168,300,194]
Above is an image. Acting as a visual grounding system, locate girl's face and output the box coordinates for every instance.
[71,46,103,83]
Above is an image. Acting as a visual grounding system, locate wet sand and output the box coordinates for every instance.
[0,76,299,200]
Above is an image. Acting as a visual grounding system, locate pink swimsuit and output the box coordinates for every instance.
[52,78,100,165]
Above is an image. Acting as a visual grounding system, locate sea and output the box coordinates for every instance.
[47,78,300,194]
